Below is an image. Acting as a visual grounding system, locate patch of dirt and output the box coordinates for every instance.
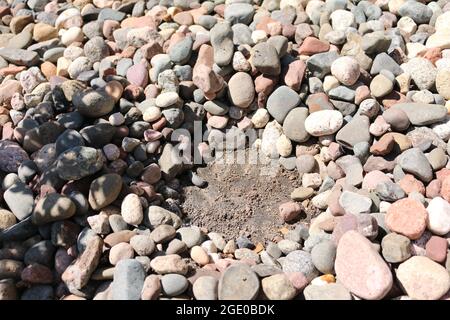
[180,154,320,244]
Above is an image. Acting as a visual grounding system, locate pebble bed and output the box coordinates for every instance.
[0,0,449,301]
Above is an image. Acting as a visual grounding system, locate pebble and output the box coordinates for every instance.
[266,86,300,124]
[335,231,393,300]
[303,283,352,300]
[331,56,360,86]
[386,198,428,240]
[396,256,450,300]
[193,276,218,300]
[121,194,144,226]
[88,174,122,210]
[1,0,450,301]
[426,197,450,236]
[161,274,189,297]
[111,259,146,300]
[218,264,260,300]
[56,146,104,180]
[31,193,76,226]
[261,274,297,300]
[304,110,343,136]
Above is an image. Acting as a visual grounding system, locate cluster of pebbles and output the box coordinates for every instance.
[0,0,450,301]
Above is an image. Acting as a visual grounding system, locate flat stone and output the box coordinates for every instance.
[218,264,260,300]
[398,148,433,183]
[335,230,393,300]
[391,103,447,126]
[0,48,39,66]
[88,174,122,210]
[4,182,34,221]
[31,193,76,226]
[397,256,450,300]
[111,259,146,300]
[303,283,352,300]
[266,86,300,124]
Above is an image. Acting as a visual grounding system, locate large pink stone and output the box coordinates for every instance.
[335,230,393,300]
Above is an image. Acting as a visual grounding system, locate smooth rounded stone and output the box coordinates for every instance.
[381,233,411,263]
[111,259,146,300]
[31,193,76,226]
[331,56,360,86]
[397,256,450,300]
[397,148,433,183]
[150,254,188,275]
[177,226,203,248]
[140,274,161,300]
[0,209,16,230]
[386,198,427,240]
[169,36,193,65]
[109,242,135,266]
[436,68,450,100]
[56,146,104,181]
[55,129,84,155]
[281,250,318,281]
[398,1,432,24]
[335,231,393,300]
[290,187,314,201]
[311,240,336,274]
[121,193,143,226]
[203,100,229,116]
[72,88,115,118]
[252,42,281,76]
[427,148,447,171]
[370,74,393,98]
[224,3,254,25]
[218,264,260,300]
[80,123,116,148]
[4,182,34,221]
[283,108,310,143]
[161,274,189,297]
[0,141,30,173]
[382,108,410,131]
[303,283,352,300]
[426,197,450,236]
[304,110,343,136]
[150,225,176,244]
[261,274,297,300]
[391,103,447,126]
[193,276,218,300]
[155,92,179,109]
[338,190,372,215]
[210,22,234,66]
[401,58,436,91]
[266,86,300,124]
[88,174,122,210]
[227,72,255,108]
